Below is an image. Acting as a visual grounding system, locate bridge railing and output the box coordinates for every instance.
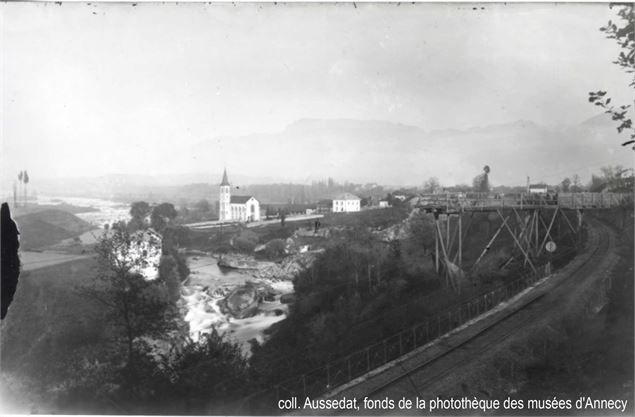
[557,192,633,209]
[216,248,578,415]
[415,192,632,211]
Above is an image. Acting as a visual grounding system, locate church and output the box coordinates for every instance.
[218,169,261,222]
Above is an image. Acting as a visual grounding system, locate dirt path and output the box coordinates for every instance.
[20,251,93,272]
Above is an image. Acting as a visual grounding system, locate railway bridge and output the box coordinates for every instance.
[212,192,631,415]
[414,192,631,290]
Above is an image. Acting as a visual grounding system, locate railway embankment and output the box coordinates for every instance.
[317,216,627,415]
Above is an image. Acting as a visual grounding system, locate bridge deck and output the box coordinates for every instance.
[414,192,632,213]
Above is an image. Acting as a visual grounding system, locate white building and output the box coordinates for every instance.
[115,228,162,281]
[528,184,548,194]
[218,169,261,222]
[332,192,361,213]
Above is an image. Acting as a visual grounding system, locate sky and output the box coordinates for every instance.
[1,2,633,186]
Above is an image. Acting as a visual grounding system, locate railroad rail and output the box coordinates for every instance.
[209,207,624,415]
[214,233,593,414]
[321,216,616,413]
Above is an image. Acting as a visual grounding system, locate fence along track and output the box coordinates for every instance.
[354,219,612,403]
[216,230,599,414]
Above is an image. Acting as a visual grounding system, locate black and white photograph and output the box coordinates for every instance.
[1,1,633,415]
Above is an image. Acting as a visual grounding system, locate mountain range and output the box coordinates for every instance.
[20,113,633,200]
[186,113,632,187]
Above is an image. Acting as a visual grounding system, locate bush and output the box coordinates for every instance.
[158,255,181,304]
[233,229,259,252]
[264,239,286,259]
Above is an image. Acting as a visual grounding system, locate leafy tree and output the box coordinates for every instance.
[571,174,584,192]
[17,171,24,207]
[162,225,190,250]
[151,203,178,232]
[472,165,491,192]
[158,330,249,400]
[12,181,17,208]
[129,201,151,231]
[195,199,211,212]
[23,170,29,207]
[423,176,442,194]
[589,164,632,192]
[158,255,181,304]
[80,228,175,370]
[588,4,635,149]
[560,177,572,192]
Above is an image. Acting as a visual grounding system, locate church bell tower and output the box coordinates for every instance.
[219,168,231,221]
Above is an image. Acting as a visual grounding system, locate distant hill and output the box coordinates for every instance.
[27,114,633,199]
[15,209,94,250]
[187,115,632,186]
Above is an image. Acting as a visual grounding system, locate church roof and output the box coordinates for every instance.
[230,195,256,204]
[220,169,230,186]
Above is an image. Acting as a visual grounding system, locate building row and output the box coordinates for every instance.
[217,169,362,223]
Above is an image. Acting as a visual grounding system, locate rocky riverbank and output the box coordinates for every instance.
[218,250,322,281]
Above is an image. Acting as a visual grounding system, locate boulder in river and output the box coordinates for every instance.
[280,293,296,304]
[220,281,280,319]
[218,253,276,270]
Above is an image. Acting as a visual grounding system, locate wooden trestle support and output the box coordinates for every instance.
[431,207,584,292]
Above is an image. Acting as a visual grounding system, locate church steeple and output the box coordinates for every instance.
[219,168,231,222]
[220,168,230,186]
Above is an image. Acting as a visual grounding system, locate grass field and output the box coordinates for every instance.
[15,209,94,250]
[0,258,103,411]
[321,206,409,229]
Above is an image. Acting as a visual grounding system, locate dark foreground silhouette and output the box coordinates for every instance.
[1,202,21,319]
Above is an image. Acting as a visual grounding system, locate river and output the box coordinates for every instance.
[37,195,292,355]
[183,255,291,354]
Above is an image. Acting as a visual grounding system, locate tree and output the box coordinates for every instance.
[423,177,442,194]
[571,174,583,192]
[472,165,491,192]
[158,254,182,304]
[195,199,211,213]
[12,181,17,208]
[560,177,572,192]
[129,201,151,232]
[80,228,175,370]
[154,329,250,411]
[151,203,178,232]
[17,171,23,207]
[23,170,29,207]
[589,164,631,192]
[588,4,635,149]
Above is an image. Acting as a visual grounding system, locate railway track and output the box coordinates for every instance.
[321,217,616,414]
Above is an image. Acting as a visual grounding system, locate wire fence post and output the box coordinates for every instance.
[425,319,429,342]
[412,327,417,349]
